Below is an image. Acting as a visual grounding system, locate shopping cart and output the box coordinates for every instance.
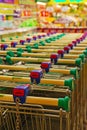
[0,95,70,130]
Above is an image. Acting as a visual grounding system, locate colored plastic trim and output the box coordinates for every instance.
[1,39,5,42]
[0,58,2,64]
[6,55,13,65]
[75,58,82,67]
[83,50,87,57]
[17,51,22,57]
[79,54,85,62]
[26,45,31,48]
[16,36,19,38]
[45,39,51,43]
[64,78,74,91]
[39,41,45,46]
[33,43,39,49]
[7,51,14,57]
[17,48,24,52]
[58,96,70,112]
[70,68,78,79]
[10,37,13,40]
[27,47,32,53]
[0,87,7,90]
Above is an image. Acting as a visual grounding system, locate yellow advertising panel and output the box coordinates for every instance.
[19,0,35,5]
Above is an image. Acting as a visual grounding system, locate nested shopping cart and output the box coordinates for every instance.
[0,94,70,130]
[0,32,87,130]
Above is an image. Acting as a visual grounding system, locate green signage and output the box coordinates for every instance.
[36,0,50,2]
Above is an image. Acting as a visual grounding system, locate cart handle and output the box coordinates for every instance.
[0,94,70,112]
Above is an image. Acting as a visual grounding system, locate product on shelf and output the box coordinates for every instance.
[37,1,87,28]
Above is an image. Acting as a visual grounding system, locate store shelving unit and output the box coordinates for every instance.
[0,2,38,39]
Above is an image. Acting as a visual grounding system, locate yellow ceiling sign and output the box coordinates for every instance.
[0,3,14,8]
